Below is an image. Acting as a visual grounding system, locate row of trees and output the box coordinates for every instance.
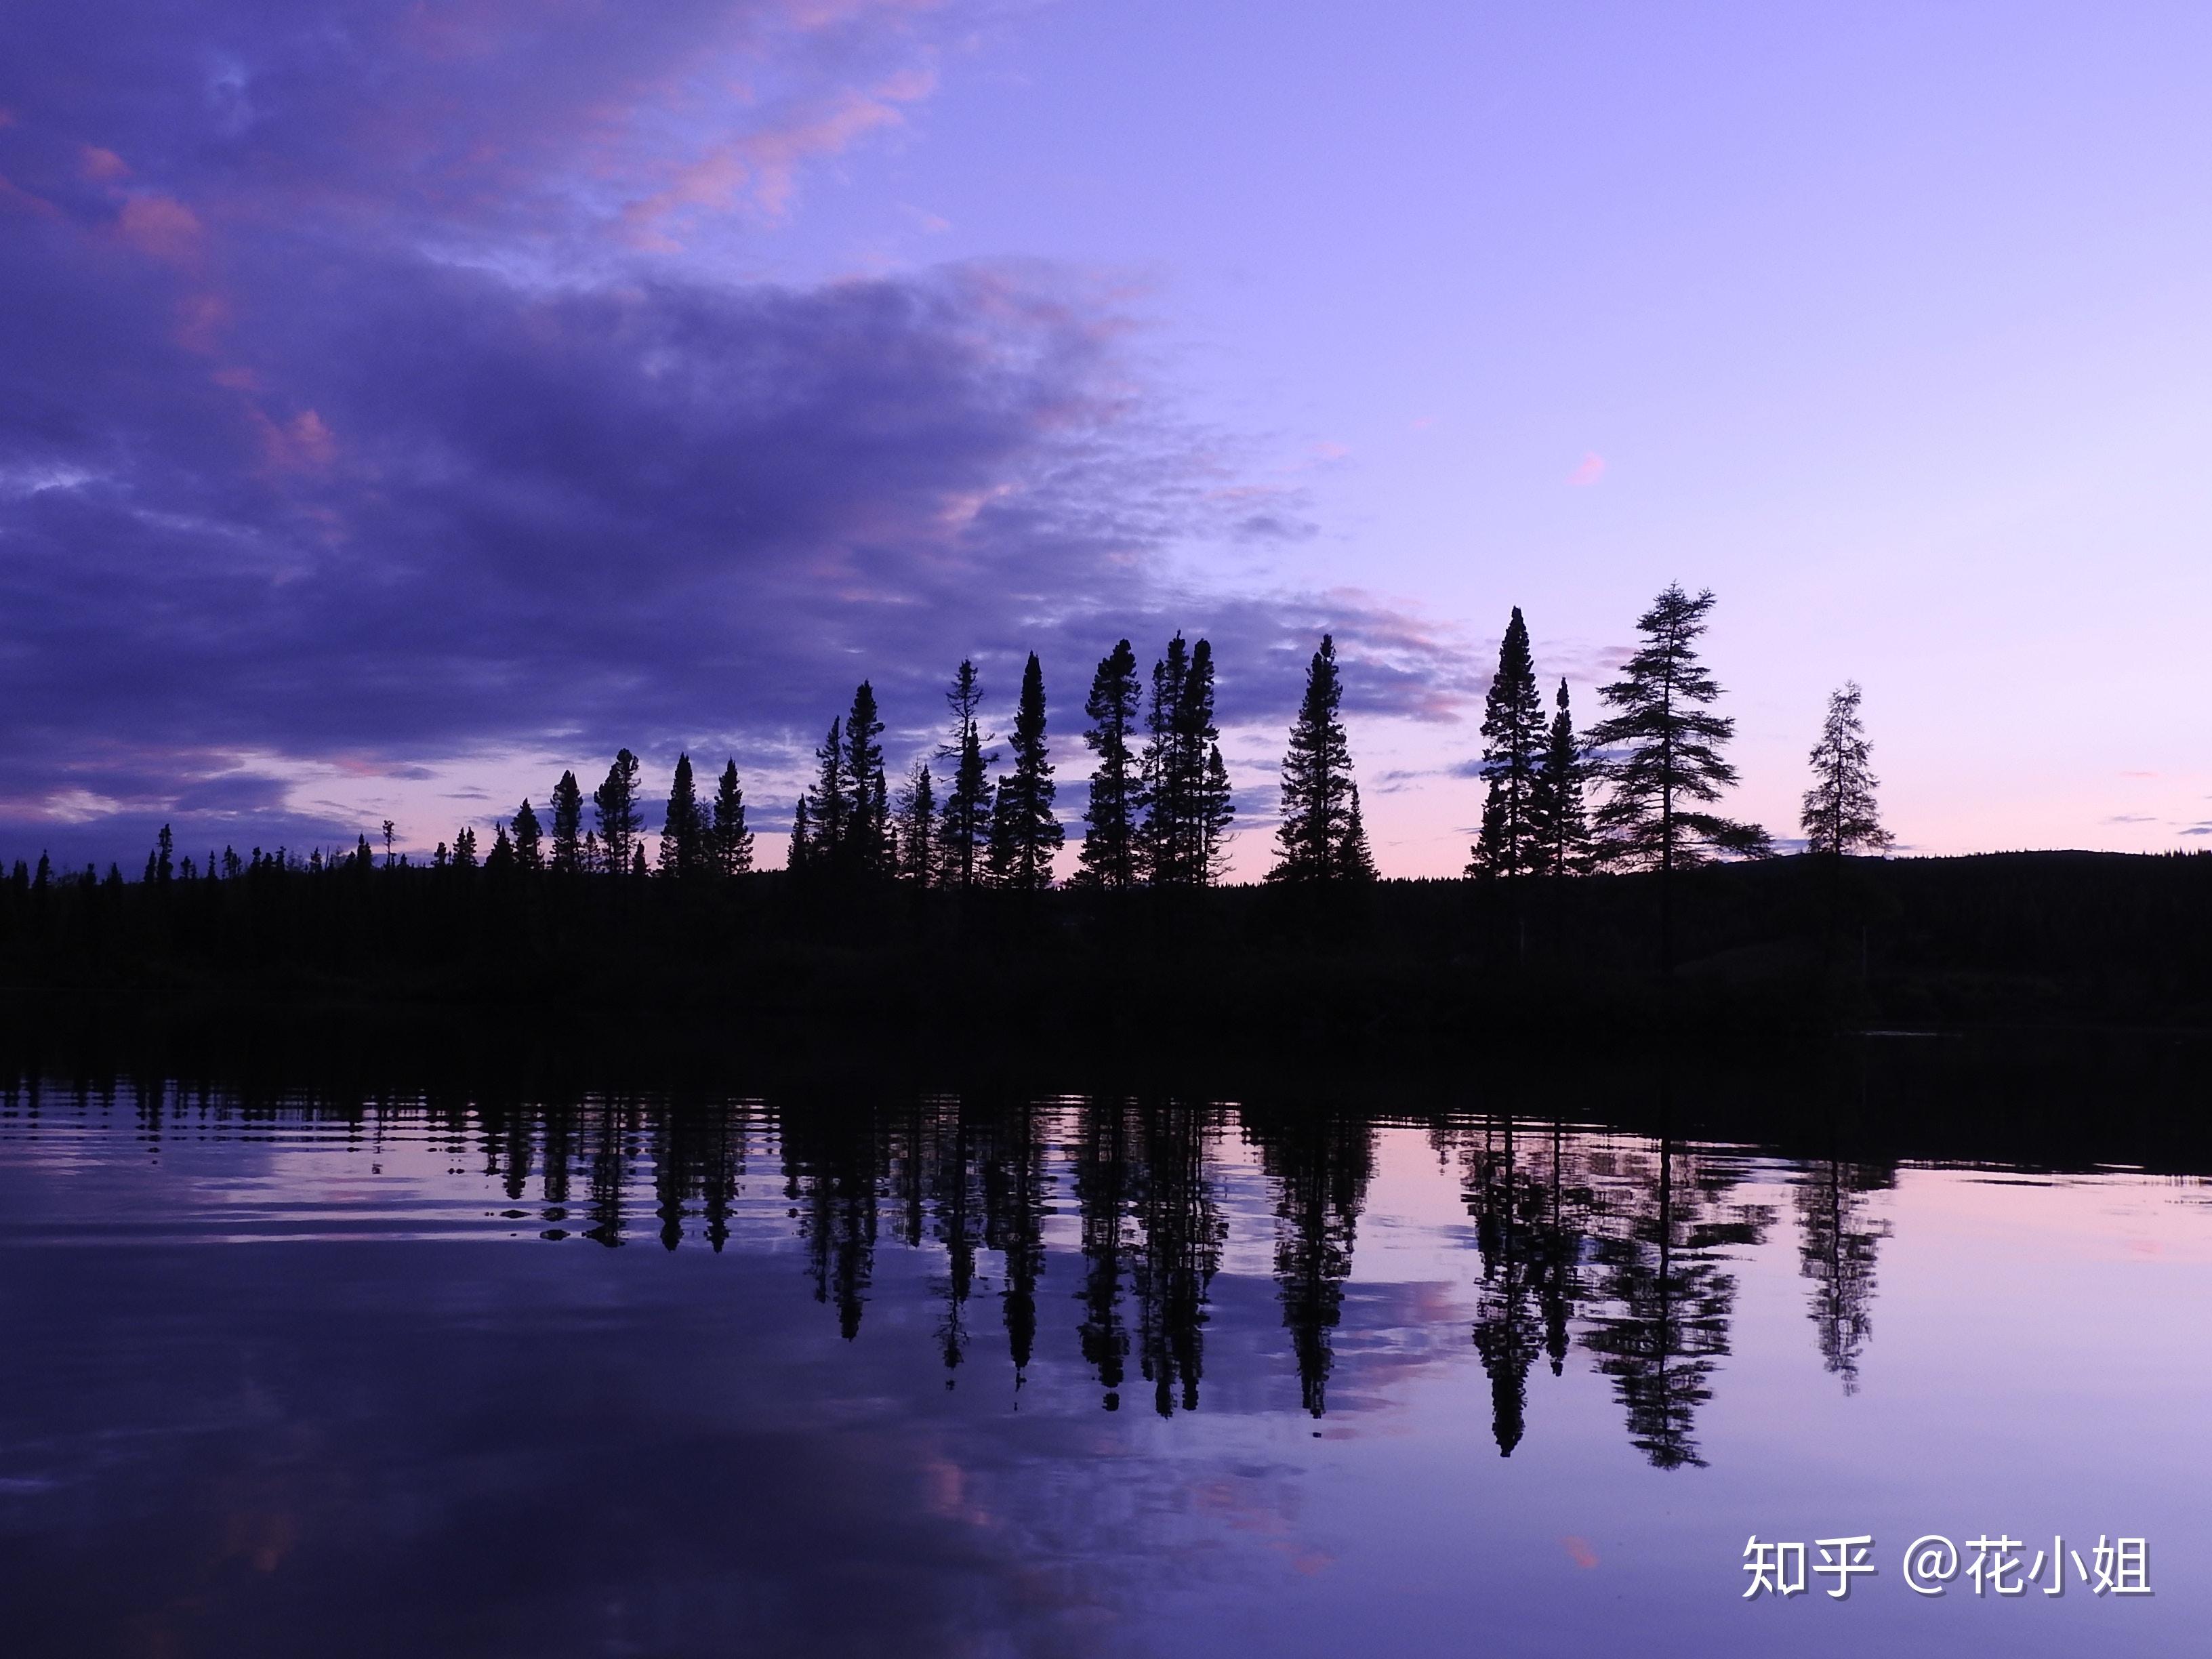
[22,584,1889,896]
[1469,583,1892,879]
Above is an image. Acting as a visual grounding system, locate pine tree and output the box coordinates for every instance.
[1341,781,1377,880]
[1587,586,1770,872]
[453,825,478,869]
[153,824,174,884]
[1200,741,1236,883]
[581,829,602,874]
[805,718,846,863]
[937,659,996,888]
[594,750,643,874]
[1267,634,1366,883]
[631,844,648,878]
[486,823,515,874]
[893,758,937,886]
[842,682,890,877]
[710,760,754,874]
[989,651,1063,889]
[657,752,707,877]
[1801,682,1892,857]
[1139,634,1226,885]
[512,799,544,872]
[1137,634,1189,884]
[550,771,585,874]
[788,798,812,872]
[1527,679,1593,878]
[1469,607,1546,877]
[1074,639,1143,889]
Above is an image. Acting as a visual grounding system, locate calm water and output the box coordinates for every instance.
[2,1080,2206,1657]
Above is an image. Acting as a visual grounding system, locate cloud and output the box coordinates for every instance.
[1567,451,1605,487]
[0,1,1486,865]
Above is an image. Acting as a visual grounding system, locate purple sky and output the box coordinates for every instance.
[5,2,2207,875]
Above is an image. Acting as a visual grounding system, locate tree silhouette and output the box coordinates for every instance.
[1801,682,1893,857]
[1141,636,1231,886]
[787,798,811,872]
[1465,1115,1545,1455]
[1469,608,1546,877]
[1249,1106,1375,1417]
[1074,640,1143,889]
[710,760,753,874]
[656,752,708,878]
[1589,586,1770,872]
[550,770,585,874]
[842,681,890,878]
[937,660,996,888]
[1268,634,1370,883]
[1796,1158,1892,1393]
[1071,1100,1134,1406]
[989,652,1063,889]
[593,750,644,875]
[512,798,544,872]
[893,758,936,886]
[1587,586,1769,971]
[1528,680,1593,878]
[1131,1099,1225,1415]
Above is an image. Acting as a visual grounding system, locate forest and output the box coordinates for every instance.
[2,583,2207,1044]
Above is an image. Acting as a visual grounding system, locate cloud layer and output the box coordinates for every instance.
[0,1,1479,866]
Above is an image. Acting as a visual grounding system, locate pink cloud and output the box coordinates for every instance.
[619,67,937,243]
[0,169,60,219]
[1408,415,1437,431]
[1568,451,1605,487]
[1561,1536,1600,1569]
[117,195,203,262]
[79,145,131,182]
[253,409,339,472]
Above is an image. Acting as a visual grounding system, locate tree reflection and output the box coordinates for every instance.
[1247,1105,1375,1418]
[1796,1158,1893,1393]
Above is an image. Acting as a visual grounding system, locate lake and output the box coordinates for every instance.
[2,1059,2205,1656]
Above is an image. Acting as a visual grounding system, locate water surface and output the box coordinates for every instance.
[2,1080,2204,1656]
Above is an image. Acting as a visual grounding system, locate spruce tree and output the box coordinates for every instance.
[1469,607,1546,877]
[1075,640,1143,889]
[486,823,515,874]
[806,718,846,863]
[1586,585,1769,872]
[710,760,753,874]
[512,798,544,872]
[1200,741,1235,883]
[1801,682,1892,857]
[581,829,602,874]
[1137,634,1190,884]
[936,659,996,888]
[893,758,937,886]
[989,651,1063,889]
[1341,781,1377,880]
[593,750,644,874]
[657,752,708,877]
[453,825,478,869]
[841,682,890,877]
[788,798,812,872]
[550,771,585,873]
[1267,634,1365,883]
[1527,679,1593,878]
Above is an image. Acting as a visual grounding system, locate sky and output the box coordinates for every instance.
[4,1,2209,876]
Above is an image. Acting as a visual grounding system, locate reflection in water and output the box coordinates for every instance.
[7,1077,2212,1659]
[1797,1157,1896,1393]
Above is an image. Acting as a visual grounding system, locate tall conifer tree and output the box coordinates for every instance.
[512,798,544,872]
[788,798,812,872]
[1527,680,1593,878]
[550,771,585,874]
[841,682,890,876]
[806,718,846,863]
[710,760,754,874]
[593,750,644,874]
[936,659,995,888]
[1586,585,1769,872]
[657,753,708,877]
[1470,607,1547,877]
[1075,639,1142,889]
[989,652,1063,889]
[1267,634,1366,883]
[1800,682,1891,857]
[893,758,937,886]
